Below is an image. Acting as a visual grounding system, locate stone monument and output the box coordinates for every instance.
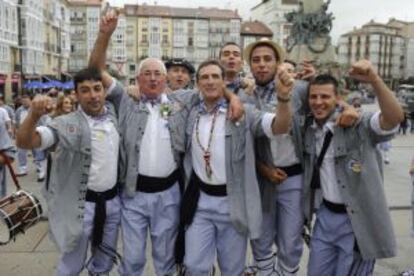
[285,0,337,66]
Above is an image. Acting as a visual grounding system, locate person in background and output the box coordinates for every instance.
[0,95,15,136]
[51,94,75,118]
[165,58,195,91]
[0,116,15,198]
[15,94,48,181]
[378,141,392,165]
[68,90,78,109]
[218,42,256,95]
[399,112,408,135]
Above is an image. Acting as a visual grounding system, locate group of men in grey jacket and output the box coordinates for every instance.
[15,8,404,276]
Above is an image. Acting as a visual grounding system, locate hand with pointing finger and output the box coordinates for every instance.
[275,65,294,101]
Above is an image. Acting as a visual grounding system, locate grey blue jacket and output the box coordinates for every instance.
[44,106,118,253]
[183,103,269,239]
[239,80,308,212]
[299,112,397,259]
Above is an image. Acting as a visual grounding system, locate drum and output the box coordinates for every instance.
[0,190,43,244]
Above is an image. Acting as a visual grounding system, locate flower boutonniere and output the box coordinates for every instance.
[160,103,173,119]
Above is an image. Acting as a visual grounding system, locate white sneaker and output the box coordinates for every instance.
[401,269,414,276]
[17,166,28,176]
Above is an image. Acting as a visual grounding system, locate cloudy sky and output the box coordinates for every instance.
[108,0,414,44]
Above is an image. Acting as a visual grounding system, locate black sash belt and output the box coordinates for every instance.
[136,170,179,193]
[175,172,227,265]
[323,199,347,214]
[85,185,118,248]
[278,163,303,177]
[194,173,227,197]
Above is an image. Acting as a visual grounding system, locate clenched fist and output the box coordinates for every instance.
[30,95,54,118]
[349,59,380,84]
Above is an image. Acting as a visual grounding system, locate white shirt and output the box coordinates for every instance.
[0,107,10,123]
[138,93,177,177]
[269,134,299,167]
[36,109,120,192]
[106,78,176,177]
[192,108,275,185]
[19,108,28,124]
[314,111,398,204]
[192,108,227,185]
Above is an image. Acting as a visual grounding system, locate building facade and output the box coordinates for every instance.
[43,0,71,80]
[68,0,103,74]
[0,0,19,98]
[250,0,299,47]
[387,18,414,80]
[338,20,408,85]
[121,4,241,85]
[0,0,72,99]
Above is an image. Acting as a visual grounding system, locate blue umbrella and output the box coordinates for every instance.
[62,80,74,90]
[25,81,43,89]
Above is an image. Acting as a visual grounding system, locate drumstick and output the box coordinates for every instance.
[0,152,21,191]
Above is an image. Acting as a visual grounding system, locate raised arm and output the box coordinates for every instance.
[272,65,294,134]
[16,95,53,149]
[89,9,119,88]
[223,86,244,121]
[349,59,404,130]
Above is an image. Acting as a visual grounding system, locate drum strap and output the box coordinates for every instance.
[85,185,118,247]
[0,152,21,190]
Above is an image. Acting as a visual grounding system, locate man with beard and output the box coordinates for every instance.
[242,38,308,276]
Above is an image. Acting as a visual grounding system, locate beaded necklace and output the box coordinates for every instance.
[195,105,220,179]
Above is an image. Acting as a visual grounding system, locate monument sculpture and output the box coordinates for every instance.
[285,0,336,65]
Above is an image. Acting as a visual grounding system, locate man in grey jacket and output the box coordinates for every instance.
[301,60,403,275]
[180,59,294,275]
[16,68,121,276]
[242,39,311,276]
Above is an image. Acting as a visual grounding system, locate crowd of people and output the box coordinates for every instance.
[0,8,411,276]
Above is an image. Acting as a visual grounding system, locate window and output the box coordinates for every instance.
[129,64,136,72]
